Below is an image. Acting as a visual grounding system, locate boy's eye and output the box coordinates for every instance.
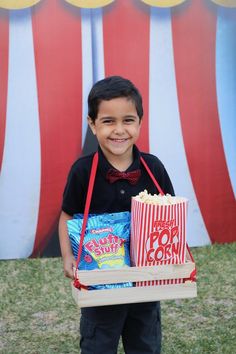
[102,119,113,124]
[124,117,136,123]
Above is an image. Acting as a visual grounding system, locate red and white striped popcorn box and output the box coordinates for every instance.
[130,196,188,286]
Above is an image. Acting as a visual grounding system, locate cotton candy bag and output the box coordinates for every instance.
[67,211,132,290]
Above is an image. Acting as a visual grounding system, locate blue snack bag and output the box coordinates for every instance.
[67,211,132,290]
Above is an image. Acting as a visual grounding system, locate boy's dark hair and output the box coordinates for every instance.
[88,76,143,122]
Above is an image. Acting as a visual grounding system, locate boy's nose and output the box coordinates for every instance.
[113,123,125,134]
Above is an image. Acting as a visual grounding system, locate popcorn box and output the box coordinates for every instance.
[131,193,188,286]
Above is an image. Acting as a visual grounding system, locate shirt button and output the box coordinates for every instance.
[120,189,125,195]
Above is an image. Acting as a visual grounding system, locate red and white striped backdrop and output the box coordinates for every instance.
[0,0,235,259]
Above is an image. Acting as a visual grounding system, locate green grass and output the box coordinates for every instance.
[0,243,235,353]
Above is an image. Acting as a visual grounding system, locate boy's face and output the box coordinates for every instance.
[88,97,141,165]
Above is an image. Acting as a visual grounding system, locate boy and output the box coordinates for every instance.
[58,76,174,354]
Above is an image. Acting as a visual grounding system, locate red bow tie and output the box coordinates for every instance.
[106,169,141,185]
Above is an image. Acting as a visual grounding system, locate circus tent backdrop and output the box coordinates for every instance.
[0,0,235,259]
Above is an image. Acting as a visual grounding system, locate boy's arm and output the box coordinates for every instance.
[58,211,76,279]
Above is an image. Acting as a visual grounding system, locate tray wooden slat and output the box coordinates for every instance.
[76,261,195,285]
[72,282,197,307]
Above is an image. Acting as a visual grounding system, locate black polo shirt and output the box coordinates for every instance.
[62,145,174,216]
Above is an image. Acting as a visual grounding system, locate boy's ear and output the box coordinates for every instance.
[87,116,96,135]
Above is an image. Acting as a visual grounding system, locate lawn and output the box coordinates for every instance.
[0,243,235,353]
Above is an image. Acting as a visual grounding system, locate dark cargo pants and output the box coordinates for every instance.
[80,301,161,354]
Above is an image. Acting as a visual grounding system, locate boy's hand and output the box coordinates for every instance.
[63,254,77,279]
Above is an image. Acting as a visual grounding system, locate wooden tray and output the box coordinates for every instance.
[71,249,197,308]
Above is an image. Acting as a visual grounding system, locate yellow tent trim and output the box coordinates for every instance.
[65,0,114,8]
[0,0,41,9]
[141,0,186,7]
[211,0,236,7]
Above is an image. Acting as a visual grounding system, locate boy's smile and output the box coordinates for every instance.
[88,97,142,170]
